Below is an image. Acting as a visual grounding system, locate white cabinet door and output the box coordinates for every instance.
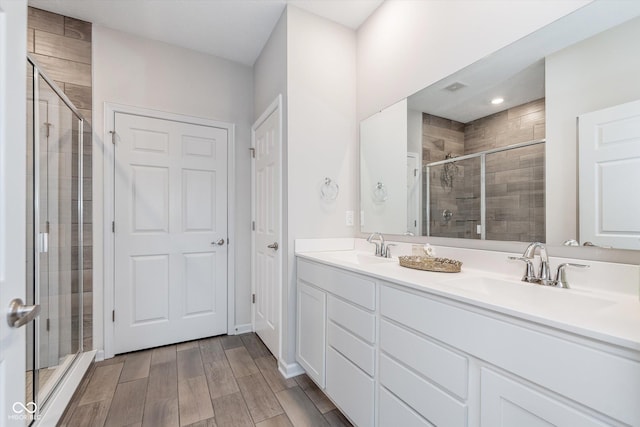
[296,281,326,387]
[481,368,609,427]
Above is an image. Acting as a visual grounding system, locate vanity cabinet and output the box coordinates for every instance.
[380,284,640,427]
[296,259,377,426]
[296,256,640,427]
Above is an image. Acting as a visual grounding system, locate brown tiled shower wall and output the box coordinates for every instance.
[28,7,93,350]
[423,99,545,242]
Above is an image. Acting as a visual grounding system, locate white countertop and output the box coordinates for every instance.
[296,246,640,352]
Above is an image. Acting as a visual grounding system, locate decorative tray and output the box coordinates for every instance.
[398,256,462,273]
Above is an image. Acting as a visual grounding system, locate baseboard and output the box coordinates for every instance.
[95,349,105,362]
[231,323,253,335]
[34,350,96,427]
[278,359,304,379]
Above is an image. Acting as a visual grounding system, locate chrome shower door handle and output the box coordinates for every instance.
[7,298,41,328]
[267,242,279,250]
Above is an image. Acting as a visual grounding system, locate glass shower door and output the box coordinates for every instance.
[26,60,83,417]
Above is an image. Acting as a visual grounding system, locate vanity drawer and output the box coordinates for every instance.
[298,259,375,309]
[379,387,434,427]
[380,354,467,427]
[326,346,375,427]
[380,319,468,400]
[328,321,375,376]
[327,295,375,343]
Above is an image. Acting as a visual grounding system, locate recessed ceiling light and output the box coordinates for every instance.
[491,97,504,105]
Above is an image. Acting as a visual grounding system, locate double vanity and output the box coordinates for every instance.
[295,238,640,426]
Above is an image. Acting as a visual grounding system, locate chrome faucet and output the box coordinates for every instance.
[367,232,385,257]
[509,242,589,288]
[523,242,551,284]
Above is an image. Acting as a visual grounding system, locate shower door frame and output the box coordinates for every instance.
[424,138,545,239]
[28,54,84,411]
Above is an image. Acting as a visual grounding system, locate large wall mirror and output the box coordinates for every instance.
[360,1,640,251]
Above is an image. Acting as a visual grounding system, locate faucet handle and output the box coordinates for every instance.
[553,263,589,289]
[384,243,397,258]
[508,256,537,283]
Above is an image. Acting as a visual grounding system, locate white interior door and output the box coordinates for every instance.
[252,100,281,359]
[114,112,228,354]
[578,99,640,250]
[1,0,28,423]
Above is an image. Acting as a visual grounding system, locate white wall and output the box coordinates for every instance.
[360,99,408,234]
[284,6,357,365]
[356,0,590,121]
[92,26,254,352]
[254,10,287,122]
[546,16,640,247]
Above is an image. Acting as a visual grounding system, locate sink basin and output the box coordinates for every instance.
[442,276,617,312]
[327,251,396,265]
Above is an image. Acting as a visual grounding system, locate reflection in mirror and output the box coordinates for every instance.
[359,2,640,250]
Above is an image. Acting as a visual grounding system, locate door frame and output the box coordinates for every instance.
[103,103,236,359]
[250,95,283,360]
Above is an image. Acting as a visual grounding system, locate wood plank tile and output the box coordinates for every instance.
[120,351,152,383]
[65,16,92,41]
[294,374,335,413]
[151,345,176,365]
[275,386,329,427]
[34,30,91,64]
[221,335,244,349]
[30,53,91,86]
[185,418,217,427]
[212,392,254,427]
[203,358,239,400]
[28,28,35,53]
[178,376,214,426]
[324,409,352,427]
[105,378,147,427]
[255,356,297,393]
[177,340,200,351]
[199,337,226,363]
[94,354,126,368]
[241,333,272,359]
[237,372,283,423]
[79,363,123,405]
[64,83,92,110]
[225,347,259,379]
[62,400,110,427]
[142,397,178,427]
[256,414,294,427]
[59,363,96,425]
[28,7,64,35]
[177,347,204,380]
[146,361,178,402]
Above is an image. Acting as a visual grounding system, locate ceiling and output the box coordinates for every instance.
[27,0,383,66]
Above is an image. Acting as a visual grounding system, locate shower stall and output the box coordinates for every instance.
[26,55,85,419]
[424,140,545,242]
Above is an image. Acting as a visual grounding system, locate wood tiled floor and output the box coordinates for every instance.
[59,334,352,427]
